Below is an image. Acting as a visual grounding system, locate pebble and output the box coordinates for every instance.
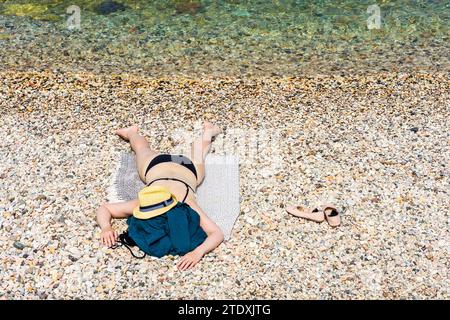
[35,195,47,201]
[13,241,25,250]
[68,255,79,262]
[95,1,127,15]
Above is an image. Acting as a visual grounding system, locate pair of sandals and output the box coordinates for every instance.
[286,203,341,227]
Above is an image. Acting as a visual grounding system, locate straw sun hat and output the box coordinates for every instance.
[133,185,178,219]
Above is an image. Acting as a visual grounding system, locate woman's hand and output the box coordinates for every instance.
[177,249,204,271]
[100,227,118,248]
[97,200,137,248]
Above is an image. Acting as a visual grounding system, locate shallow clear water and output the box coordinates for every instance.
[0,0,448,76]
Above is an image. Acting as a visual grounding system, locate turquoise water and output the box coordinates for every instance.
[0,0,448,76]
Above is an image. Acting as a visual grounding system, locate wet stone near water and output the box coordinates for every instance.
[95,1,127,15]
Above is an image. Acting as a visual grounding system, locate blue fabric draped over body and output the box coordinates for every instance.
[127,202,207,258]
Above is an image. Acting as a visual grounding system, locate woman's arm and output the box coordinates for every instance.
[177,201,224,271]
[96,199,138,247]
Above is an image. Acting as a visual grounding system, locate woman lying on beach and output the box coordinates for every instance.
[96,122,224,271]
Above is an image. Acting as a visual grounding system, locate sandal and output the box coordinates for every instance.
[320,204,340,227]
[286,205,325,223]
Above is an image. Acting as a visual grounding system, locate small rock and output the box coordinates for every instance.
[17,200,26,207]
[232,10,251,18]
[174,1,202,14]
[257,222,269,230]
[13,241,25,250]
[0,34,11,40]
[95,1,127,15]
[410,127,419,133]
[68,255,78,262]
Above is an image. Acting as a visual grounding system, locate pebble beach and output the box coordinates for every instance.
[0,0,449,300]
[0,70,448,299]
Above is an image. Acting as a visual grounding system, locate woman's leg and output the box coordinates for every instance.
[116,126,158,182]
[191,122,221,185]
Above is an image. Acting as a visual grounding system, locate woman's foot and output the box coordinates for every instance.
[203,121,222,142]
[116,125,139,141]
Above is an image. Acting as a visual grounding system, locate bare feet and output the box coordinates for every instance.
[203,121,222,141]
[116,125,139,141]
